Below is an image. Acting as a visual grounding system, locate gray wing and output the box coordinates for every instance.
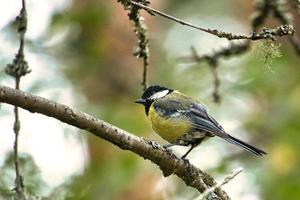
[188,103,225,135]
[188,103,267,156]
[155,96,266,156]
[154,95,224,134]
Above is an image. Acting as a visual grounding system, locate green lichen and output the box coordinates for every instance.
[256,40,282,72]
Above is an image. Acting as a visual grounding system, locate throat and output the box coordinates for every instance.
[144,103,152,116]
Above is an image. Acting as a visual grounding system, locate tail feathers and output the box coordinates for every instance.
[223,135,267,156]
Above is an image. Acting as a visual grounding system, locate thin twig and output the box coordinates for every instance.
[180,42,250,64]
[197,168,243,200]
[4,0,30,199]
[142,57,149,91]
[128,0,294,40]
[0,84,230,200]
[13,8,25,200]
[191,47,221,103]
[271,0,300,55]
[176,0,288,103]
[251,0,271,31]
[251,0,300,55]
[13,76,23,198]
[210,64,221,104]
[118,0,150,91]
[180,43,249,103]
[292,0,300,17]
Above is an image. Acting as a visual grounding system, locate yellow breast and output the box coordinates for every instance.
[148,105,190,143]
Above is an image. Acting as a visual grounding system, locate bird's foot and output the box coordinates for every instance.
[181,157,191,165]
[163,144,175,149]
[163,144,175,155]
[180,151,190,160]
[147,140,161,149]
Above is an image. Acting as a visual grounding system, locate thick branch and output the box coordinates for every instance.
[0,84,230,200]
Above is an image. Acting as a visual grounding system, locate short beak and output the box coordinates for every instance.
[135,98,147,105]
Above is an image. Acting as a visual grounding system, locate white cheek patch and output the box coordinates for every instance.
[150,90,169,100]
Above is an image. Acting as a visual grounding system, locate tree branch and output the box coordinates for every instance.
[292,0,300,17]
[179,42,250,64]
[12,76,24,199]
[198,168,243,200]
[253,0,300,55]
[271,0,300,55]
[178,42,250,103]
[4,0,30,198]
[127,0,294,41]
[118,0,150,91]
[0,84,230,200]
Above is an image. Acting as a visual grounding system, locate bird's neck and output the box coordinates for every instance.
[144,102,153,116]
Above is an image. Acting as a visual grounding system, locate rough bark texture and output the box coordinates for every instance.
[0,84,230,200]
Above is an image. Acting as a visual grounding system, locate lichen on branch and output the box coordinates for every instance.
[118,0,150,90]
[4,0,30,199]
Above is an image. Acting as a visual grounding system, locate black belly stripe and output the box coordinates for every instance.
[174,130,214,145]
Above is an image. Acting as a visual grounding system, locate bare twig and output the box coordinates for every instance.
[0,84,230,200]
[4,0,30,199]
[197,168,243,200]
[253,0,298,65]
[11,76,24,199]
[177,0,299,102]
[191,47,221,103]
[270,0,300,54]
[179,42,250,64]
[179,43,249,103]
[210,64,221,104]
[251,0,272,31]
[292,0,300,17]
[127,0,294,41]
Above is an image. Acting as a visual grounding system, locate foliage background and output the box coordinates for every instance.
[0,0,300,199]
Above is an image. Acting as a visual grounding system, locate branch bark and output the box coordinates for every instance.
[5,0,30,198]
[118,0,150,91]
[0,84,230,200]
[198,168,243,200]
[128,1,294,41]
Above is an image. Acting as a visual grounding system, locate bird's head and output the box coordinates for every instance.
[135,85,173,115]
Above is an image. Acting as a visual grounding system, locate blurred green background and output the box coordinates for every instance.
[1,0,300,199]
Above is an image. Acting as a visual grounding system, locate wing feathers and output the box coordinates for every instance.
[155,96,267,156]
[223,135,267,156]
[190,105,267,156]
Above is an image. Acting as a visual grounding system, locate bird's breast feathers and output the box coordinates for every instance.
[148,105,191,143]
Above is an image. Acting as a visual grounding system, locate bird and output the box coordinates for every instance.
[135,85,267,159]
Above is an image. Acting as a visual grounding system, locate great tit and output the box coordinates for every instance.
[135,85,266,159]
